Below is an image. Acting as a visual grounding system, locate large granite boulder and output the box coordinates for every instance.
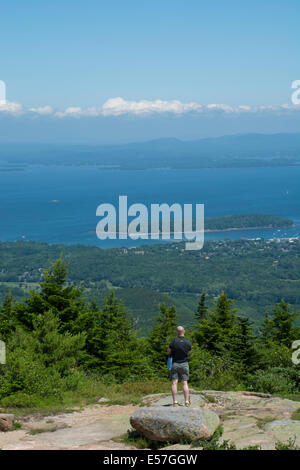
[0,414,14,432]
[130,406,220,442]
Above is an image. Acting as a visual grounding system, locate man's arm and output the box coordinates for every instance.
[168,339,174,356]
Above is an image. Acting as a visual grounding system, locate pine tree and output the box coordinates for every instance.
[0,309,86,399]
[194,292,238,354]
[96,291,140,380]
[0,292,16,342]
[72,298,103,368]
[148,302,178,368]
[193,317,223,353]
[212,291,237,330]
[260,312,274,345]
[29,309,86,375]
[14,258,87,331]
[195,292,208,322]
[271,299,299,347]
[231,317,258,373]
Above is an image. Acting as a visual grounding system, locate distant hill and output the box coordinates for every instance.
[1,133,300,169]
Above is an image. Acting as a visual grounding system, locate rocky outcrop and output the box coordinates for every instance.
[130,406,220,442]
[142,393,205,408]
[138,391,300,449]
[0,413,14,432]
[1,392,300,449]
[265,419,300,445]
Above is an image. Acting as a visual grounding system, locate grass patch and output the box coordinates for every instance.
[8,421,22,431]
[278,393,300,402]
[255,416,277,429]
[0,377,171,418]
[29,426,57,435]
[191,426,236,450]
[291,408,300,420]
[201,393,216,403]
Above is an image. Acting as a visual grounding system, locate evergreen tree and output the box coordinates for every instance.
[230,317,258,373]
[271,299,299,347]
[14,258,87,331]
[211,291,237,330]
[194,292,238,354]
[29,309,86,375]
[195,292,208,322]
[0,309,86,400]
[193,317,224,354]
[72,298,103,368]
[0,292,16,342]
[148,302,178,368]
[260,312,274,345]
[96,291,141,380]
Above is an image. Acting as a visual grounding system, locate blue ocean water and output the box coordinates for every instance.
[0,165,299,248]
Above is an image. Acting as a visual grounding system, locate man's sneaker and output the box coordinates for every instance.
[173,401,179,407]
[185,401,191,407]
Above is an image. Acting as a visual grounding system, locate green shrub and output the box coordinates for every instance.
[246,368,296,394]
[0,310,85,402]
[0,392,42,408]
[256,343,294,369]
[188,346,243,391]
[275,437,300,450]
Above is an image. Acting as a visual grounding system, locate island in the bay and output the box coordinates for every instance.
[204,214,295,232]
[106,214,295,236]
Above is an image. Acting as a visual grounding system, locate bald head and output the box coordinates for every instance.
[176,326,185,337]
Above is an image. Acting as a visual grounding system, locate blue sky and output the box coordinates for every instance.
[0,0,300,143]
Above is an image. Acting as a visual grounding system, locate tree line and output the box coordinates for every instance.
[0,259,299,408]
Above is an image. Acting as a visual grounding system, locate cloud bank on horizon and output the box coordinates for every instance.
[0,96,300,119]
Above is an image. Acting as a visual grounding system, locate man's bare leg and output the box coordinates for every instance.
[171,379,178,403]
[182,381,189,403]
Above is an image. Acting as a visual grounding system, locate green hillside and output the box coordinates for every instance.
[0,234,300,333]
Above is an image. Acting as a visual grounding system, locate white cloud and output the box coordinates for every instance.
[29,105,54,115]
[206,103,235,113]
[101,97,203,116]
[0,97,300,119]
[100,98,300,116]
[0,101,23,115]
[55,106,101,118]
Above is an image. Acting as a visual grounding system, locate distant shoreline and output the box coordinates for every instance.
[90,224,296,236]
[204,224,297,233]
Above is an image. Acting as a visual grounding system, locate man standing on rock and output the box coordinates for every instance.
[167,326,192,407]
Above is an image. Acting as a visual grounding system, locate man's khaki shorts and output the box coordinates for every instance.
[170,361,189,382]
